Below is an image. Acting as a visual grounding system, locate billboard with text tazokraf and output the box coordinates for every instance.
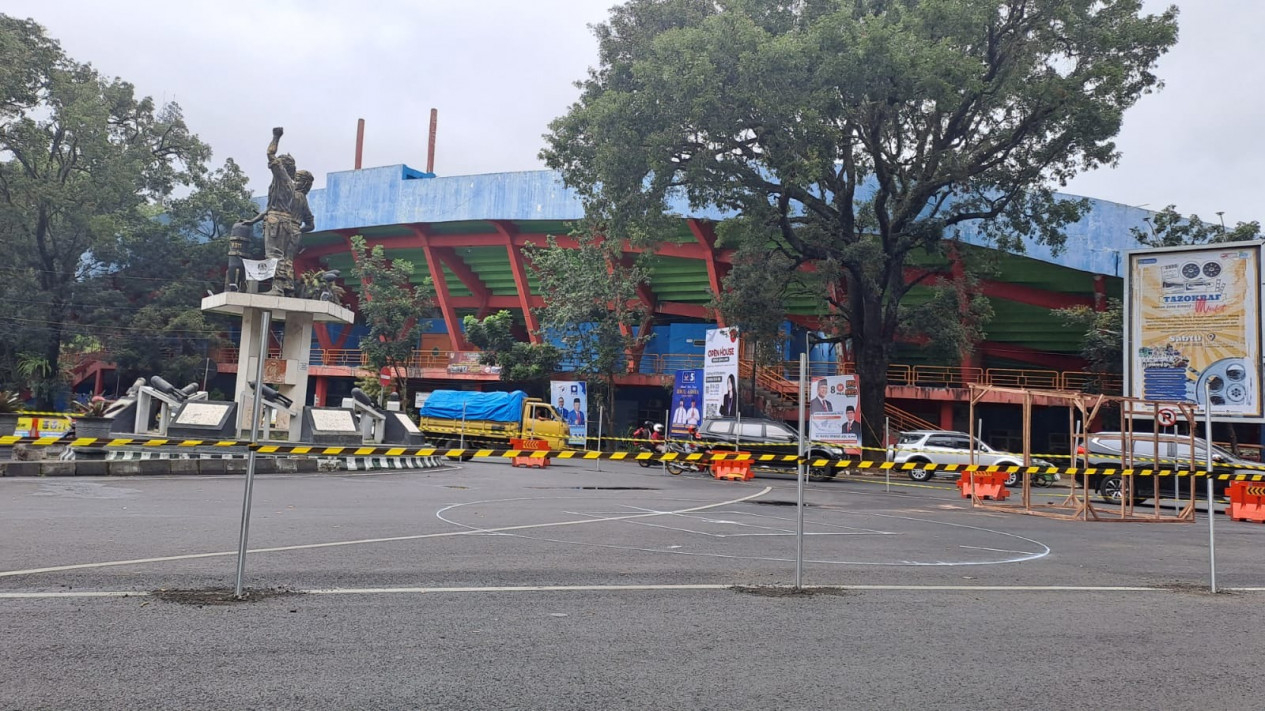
[1125,241,1262,421]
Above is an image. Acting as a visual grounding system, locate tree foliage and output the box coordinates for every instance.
[542,0,1178,442]
[1133,205,1262,247]
[524,228,654,429]
[1062,206,1260,387]
[348,235,434,408]
[0,16,251,401]
[463,310,562,383]
[1056,297,1123,396]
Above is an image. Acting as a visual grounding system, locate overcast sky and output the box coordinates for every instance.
[7,0,1261,225]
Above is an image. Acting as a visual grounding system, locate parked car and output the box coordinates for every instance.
[698,417,844,481]
[886,430,1055,486]
[1074,432,1254,504]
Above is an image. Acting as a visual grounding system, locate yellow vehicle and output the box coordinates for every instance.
[417,390,570,451]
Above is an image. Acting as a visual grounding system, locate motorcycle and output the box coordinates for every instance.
[663,438,710,476]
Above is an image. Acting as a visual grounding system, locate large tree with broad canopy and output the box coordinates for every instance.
[542,0,1179,444]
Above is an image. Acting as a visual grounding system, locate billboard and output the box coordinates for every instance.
[550,381,588,446]
[1126,243,1261,419]
[807,375,860,449]
[703,327,739,419]
[669,369,703,437]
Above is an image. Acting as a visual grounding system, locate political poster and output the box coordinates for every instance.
[669,369,703,437]
[807,375,860,449]
[1127,245,1261,417]
[703,327,740,419]
[550,380,588,446]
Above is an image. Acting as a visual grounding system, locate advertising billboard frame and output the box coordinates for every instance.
[1123,239,1264,423]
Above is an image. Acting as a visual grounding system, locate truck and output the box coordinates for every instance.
[417,390,571,451]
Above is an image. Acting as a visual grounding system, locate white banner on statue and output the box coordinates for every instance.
[703,327,740,419]
[242,258,279,281]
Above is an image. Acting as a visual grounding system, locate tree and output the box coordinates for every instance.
[1133,205,1262,247]
[0,15,212,405]
[1056,297,1122,388]
[83,159,255,389]
[348,235,434,410]
[711,222,795,413]
[1060,207,1260,392]
[463,310,562,383]
[542,0,1178,443]
[524,229,654,433]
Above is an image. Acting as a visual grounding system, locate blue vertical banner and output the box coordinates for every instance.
[669,369,703,437]
[551,380,588,447]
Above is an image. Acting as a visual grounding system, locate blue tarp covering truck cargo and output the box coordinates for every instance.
[420,390,528,423]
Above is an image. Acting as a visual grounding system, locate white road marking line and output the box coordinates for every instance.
[3,584,1258,600]
[0,487,774,578]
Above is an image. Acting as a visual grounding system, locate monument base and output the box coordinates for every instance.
[202,292,354,441]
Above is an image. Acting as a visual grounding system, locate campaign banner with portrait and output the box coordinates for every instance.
[1127,244,1261,418]
[550,380,588,446]
[669,369,703,437]
[807,375,860,448]
[703,327,740,419]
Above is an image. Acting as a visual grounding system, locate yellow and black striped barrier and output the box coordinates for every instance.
[9,434,1265,483]
[0,435,247,448]
[244,444,1265,481]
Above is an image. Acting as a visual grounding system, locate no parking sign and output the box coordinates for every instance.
[1157,407,1177,427]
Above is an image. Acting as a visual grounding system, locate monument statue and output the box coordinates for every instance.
[241,127,315,296]
[224,221,252,292]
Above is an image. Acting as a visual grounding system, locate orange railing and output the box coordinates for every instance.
[209,346,1124,395]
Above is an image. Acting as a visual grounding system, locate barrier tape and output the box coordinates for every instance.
[0,435,246,448]
[7,434,1265,482]
[606,435,1265,471]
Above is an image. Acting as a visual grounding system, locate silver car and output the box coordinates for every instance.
[887,430,1055,486]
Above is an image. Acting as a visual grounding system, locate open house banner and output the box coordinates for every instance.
[703,327,739,420]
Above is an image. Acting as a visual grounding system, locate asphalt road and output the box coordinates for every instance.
[3,460,1263,710]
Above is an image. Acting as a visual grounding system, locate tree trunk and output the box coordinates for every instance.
[851,282,896,451]
[854,337,890,450]
[40,292,67,410]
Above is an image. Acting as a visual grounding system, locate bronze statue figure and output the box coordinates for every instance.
[225,221,252,292]
[242,127,315,296]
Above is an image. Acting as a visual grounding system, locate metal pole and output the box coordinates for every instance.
[234,308,272,599]
[662,410,671,473]
[885,416,891,493]
[795,353,807,589]
[596,404,604,472]
[1204,381,1217,593]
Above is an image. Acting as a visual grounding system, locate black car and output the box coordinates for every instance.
[1075,432,1251,503]
[697,417,844,481]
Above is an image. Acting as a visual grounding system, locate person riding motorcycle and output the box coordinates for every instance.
[649,423,666,454]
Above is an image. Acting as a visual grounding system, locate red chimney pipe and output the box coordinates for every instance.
[354,118,365,170]
[427,109,437,174]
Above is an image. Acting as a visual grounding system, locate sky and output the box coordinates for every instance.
[6,0,1262,225]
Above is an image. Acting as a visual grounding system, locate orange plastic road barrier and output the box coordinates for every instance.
[509,438,550,469]
[956,471,1011,501]
[712,452,753,482]
[1226,481,1265,523]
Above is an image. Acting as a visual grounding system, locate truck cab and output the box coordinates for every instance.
[522,400,569,448]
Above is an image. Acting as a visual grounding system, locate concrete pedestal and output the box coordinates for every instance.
[202,292,354,441]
